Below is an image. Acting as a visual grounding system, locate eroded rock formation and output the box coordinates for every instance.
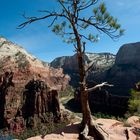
[104,42,140,96]
[22,79,61,128]
[51,53,115,87]
[0,71,61,132]
[51,42,140,97]
[0,72,15,128]
[0,37,70,91]
[0,37,70,133]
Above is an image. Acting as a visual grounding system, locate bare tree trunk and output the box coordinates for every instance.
[77,52,109,140]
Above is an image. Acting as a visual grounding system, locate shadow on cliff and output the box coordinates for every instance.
[22,79,61,128]
[0,72,14,128]
[64,88,129,117]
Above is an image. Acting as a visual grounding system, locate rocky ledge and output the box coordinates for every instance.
[27,116,140,140]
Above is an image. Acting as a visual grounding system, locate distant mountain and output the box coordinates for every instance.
[51,52,115,71]
[50,52,115,87]
[50,42,140,116]
[103,42,140,96]
[51,42,140,96]
[0,37,48,71]
[0,37,70,90]
[0,37,70,130]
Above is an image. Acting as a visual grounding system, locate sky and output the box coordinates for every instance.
[0,0,140,62]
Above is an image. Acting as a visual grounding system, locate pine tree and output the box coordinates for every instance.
[18,1,124,139]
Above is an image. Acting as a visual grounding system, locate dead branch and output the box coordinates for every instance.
[86,82,113,92]
[78,0,98,11]
[17,12,68,29]
[74,44,78,52]
[82,42,86,53]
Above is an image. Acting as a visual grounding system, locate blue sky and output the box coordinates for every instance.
[0,0,140,62]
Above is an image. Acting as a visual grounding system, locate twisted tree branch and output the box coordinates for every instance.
[86,82,113,92]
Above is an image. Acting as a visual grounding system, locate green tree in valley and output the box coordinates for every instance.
[18,0,124,139]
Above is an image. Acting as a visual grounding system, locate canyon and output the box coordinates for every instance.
[0,37,70,132]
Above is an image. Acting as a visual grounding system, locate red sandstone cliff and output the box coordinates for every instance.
[0,37,70,132]
[0,37,70,90]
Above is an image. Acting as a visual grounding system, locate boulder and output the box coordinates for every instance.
[126,116,140,127]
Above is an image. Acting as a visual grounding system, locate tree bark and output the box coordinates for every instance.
[69,10,109,140]
[77,49,109,140]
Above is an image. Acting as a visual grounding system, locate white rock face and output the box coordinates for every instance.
[115,42,140,66]
[0,37,70,90]
[0,37,48,68]
[51,52,115,71]
[85,52,115,69]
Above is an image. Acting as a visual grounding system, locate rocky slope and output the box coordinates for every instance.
[115,42,140,66]
[102,42,140,96]
[51,42,140,96]
[50,42,140,116]
[0,37,70,132]
[51,52,115,86]
[0,37,70,90]
[51,52,115,72]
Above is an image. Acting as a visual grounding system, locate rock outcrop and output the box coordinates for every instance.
[115,42,140,66]
[0,72,15,128]
[51,42,140,96]
[27,116,140,140]
[51,53,115,71]
[22,79,61,128]
[0,37,70,132]
[0,37,70,91]
[51,42,140,115]
[104,42,140,96]
[51,52,115,87]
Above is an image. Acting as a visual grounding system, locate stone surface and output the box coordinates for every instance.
[126,116,140,127]
[27,118,140,140]
[103,42,140,96]
[51,52,115,72]
[51,42,140,96]
[0,37,70,91]
[27,123,80,140]
[0,37,70,132]
[51,52,115,87]
[115,42,140,66]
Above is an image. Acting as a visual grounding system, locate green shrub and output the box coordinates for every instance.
[128,82,140,115]
[59,86,74,98]
[11,119,69,140]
